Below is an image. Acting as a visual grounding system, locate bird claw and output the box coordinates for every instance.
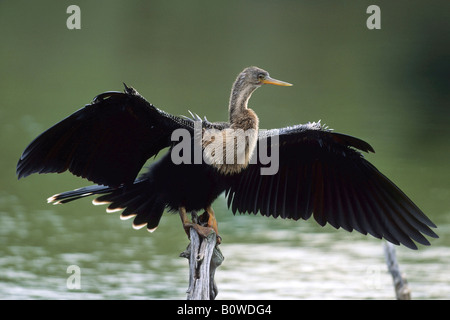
[183,222,222,244]
[199,210,222,244]
[179,207,222,244]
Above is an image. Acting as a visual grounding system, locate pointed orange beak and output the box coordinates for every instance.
[262,76,293,86]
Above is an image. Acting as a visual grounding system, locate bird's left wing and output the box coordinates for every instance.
[16,85,194,187]
[225,122,438,249]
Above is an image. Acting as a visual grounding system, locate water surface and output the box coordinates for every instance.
[1,1,449,299]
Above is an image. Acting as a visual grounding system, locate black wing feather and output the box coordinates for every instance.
[16,85,194,187]
[226,123,438,249]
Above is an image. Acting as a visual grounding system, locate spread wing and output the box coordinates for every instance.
[225,122,438,249]
[16,85,195,187]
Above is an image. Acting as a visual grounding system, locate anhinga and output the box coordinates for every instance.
[16,66,437,249]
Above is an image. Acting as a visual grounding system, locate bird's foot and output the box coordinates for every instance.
[183,222,216,240]
[182,221,222,244]
[198,210,222,244]
[179,206,222,244]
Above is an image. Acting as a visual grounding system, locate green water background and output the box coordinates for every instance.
[1,1,449,299]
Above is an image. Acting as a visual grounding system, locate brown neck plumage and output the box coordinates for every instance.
[228,74,258,127]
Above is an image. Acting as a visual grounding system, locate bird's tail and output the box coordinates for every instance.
[48,179,165,232]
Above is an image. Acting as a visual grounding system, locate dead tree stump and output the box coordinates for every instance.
[180,215,224,300]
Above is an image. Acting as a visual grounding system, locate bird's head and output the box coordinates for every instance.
[228,66,292,122]
[238,66,293,89]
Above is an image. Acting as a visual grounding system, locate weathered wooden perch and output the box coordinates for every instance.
[180,213,224,300]
[384,242,411,300]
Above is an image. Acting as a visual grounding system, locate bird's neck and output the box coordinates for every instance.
[228,78,257,125]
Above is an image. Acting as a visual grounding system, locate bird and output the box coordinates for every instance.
[16,66,438,249]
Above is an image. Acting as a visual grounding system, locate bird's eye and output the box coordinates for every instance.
[257,73,265,81]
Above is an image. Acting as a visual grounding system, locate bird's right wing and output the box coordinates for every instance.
[16,85,195,187]
[225,122,438,249]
